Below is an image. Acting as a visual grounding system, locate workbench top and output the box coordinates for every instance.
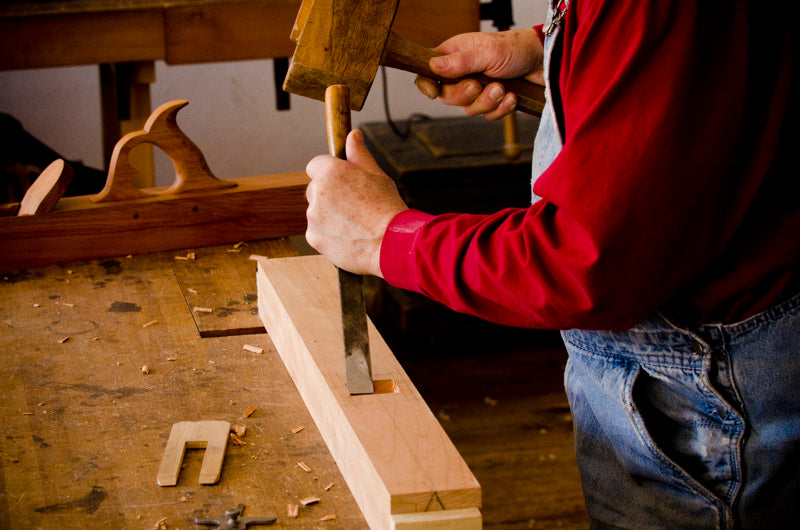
[0,239,367,528]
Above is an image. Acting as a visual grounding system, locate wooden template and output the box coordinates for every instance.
[157,420,231,486]
[256,255,481,529]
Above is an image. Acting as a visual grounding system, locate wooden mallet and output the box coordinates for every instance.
[283,0,545,116]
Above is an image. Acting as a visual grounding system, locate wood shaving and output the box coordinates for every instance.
[233,241,245,249]
[296,461,312,473]
[142,320,158,328]
[167,357,177,361]
[232,424,246,437]
[37,402,45,407]
[193,307,213,313]
[21,412,34,416]
[153,516,167,529]
[484,396,498,406]
[186,252,196,260]
[292,426,304,434]
[32,303,40,307]
[62,303,74,307]
[242,344,264,354]
[242,405,256,417]
[300,496,320,506]
[1,453,18,464]
[226,248,241,253]
[141,365,150,375]
[58,336,69,344]
[116,361,123,366]
[174,256,189,261]
[187,288,198,295]
[287,504,299,518]
[230,433,246,446]
[324,483,334,491]
[320,514,337,521]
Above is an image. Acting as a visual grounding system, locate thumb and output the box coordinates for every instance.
[345,129,383,173]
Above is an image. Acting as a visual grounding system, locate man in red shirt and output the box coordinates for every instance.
[305,1,799,527]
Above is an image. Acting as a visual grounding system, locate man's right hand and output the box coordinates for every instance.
[414,28,545,121]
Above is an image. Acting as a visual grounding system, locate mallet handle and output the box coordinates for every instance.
[382,32,546,116]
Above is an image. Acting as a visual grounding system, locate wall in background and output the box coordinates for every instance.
[0,1,546,186]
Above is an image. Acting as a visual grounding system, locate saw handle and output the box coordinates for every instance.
[92,100,235,203]
[382,32,546,116]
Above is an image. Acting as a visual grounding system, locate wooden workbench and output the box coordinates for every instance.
[0,238,368,528]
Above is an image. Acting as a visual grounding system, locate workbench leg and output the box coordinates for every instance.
[100,61,156,188]
[391,508,482,529]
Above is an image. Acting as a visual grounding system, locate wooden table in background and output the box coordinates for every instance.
[0,239,367,528]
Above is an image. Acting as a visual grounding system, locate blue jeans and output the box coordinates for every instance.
[562,293,800,529]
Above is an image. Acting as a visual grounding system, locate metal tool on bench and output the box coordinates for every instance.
[194,503,276,529]
[282,0,545,116]
[325,85,374,395]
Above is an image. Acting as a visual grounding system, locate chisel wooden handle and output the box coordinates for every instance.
[324,85,374,395]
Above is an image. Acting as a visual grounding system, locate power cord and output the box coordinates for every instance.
[381,67,430,140]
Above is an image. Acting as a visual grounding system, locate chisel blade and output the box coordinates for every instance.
[339,268,374,395]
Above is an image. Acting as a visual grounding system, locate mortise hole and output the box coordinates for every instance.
[192,205,199,212]
[372,379,398,394]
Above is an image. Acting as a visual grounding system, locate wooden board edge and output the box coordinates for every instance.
[391,507,482,530]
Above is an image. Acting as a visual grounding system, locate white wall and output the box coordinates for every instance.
[0,1,546,186]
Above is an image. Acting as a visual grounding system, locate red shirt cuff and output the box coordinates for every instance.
[379,209,435,291]
[533,24,545,46]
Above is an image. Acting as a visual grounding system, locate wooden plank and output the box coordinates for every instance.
[393,0,480,47]
[165,1,300,63]
[170,238,297,337]
[0,10,165,69]
[0,242,367,528]
[256,255,481,529]
[0,172,308,273]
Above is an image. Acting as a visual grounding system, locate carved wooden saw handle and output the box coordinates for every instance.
[92,100,236,203]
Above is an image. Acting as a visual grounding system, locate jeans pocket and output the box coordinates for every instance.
[628,364,743,505]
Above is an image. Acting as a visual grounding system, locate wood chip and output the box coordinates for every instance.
[226,248,241,253]
[300,496,320,506]
[32,303,40,307]
[233,241,245,249]
[62,302,74,307]
[193,307,213,313]
[296,461,312,473]
[287,504,299,518]
[320,514,337,521]
[153,516,167,530]
[186,252,196,260]
[21,412,34,416]
[141,365,150,375]
[1,453,18,464]
[57,336,69,344]
[292,426,304,434]
[187,288,198,295]
[174,255,189,260]
[242,405,256,417]
[242,344,264,354]
[167,357,177,361]
[230,433,246,446]
[142,320,158,328]
[232,424,246,437]
[324,482,334,491]
[484,396,498,406]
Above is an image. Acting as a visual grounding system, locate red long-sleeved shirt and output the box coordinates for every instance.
[380,0,798,330]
